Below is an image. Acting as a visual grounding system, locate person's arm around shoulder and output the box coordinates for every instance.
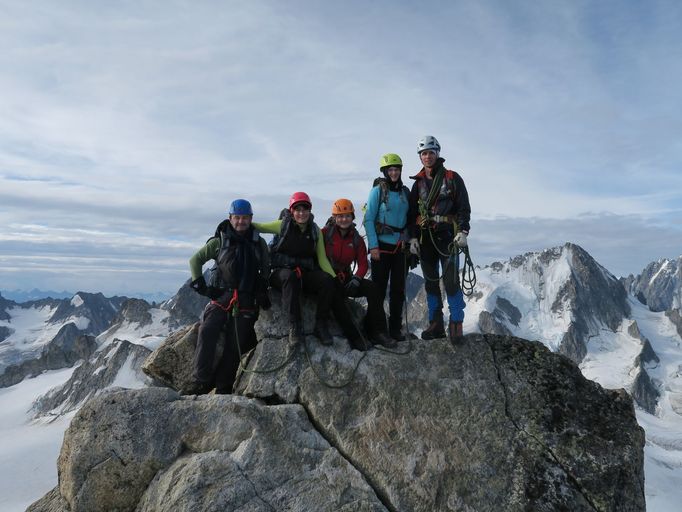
[252,220,282,235]
[315,226,336,277]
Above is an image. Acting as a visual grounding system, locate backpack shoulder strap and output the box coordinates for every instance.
[256,237,269,276]
[352,225,362,248]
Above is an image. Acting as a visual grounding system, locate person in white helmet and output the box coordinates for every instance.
[407,136,471,343]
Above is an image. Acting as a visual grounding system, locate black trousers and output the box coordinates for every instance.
[370,242,407,331]
[193,297,258,393]
[420,228,460,297]
[270,268,334,322]
[270,267,362,346]
[343,277,388,335]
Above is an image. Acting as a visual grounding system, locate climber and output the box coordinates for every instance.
[363,153,411,341]
[323,198,395,348]
[407,136,471,342]
[185,198,271,395]
[253,192,362,348]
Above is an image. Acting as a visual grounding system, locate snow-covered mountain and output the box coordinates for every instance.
[465,243,630,362]
[459,243,682,511]
[624,256,682,312]
[2,245,682,511]
[0,292,126,388]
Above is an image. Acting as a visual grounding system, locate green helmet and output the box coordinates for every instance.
[379,153,403,169]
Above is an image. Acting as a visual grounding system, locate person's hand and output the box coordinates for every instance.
[409,238,420,256]
[207,287,224,300]
[370,248,381,261]
[345,276,361,294]
[190,276,207,296]
[454,231,468,248]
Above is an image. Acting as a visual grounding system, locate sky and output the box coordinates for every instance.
[1,0,681,298]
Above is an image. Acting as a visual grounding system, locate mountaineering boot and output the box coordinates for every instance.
[180,380,212,396]
[449,320,463,344]
[372,331,397,348]
[349,336,370,352]
[289,321,304,345]
[421,316,446,340]
[389,317,406,341]
[313,319,333,346]
[388,326,405,342]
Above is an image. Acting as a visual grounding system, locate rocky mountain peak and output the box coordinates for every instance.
[111,298,153,327]
[0,293,15,321]
[626,255,682,312]
[161,279,209,329]
[475,243,629,363]
[30,326,646,512]
[48,292,125,334]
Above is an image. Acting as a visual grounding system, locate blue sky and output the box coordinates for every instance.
[1,0,681,297]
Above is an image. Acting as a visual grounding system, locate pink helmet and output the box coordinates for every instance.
[289,191,312,210]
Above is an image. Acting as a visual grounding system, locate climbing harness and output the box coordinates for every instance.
[416,174,477,297]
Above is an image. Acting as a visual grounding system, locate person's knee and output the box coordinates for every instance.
[424,279,441,296]
[360,278,377,294]
[443,273,460,296]
[275,269,301,294]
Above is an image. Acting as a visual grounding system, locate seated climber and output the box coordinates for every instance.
[253,192,362,348]
[185,198,271,395]
[322,199,396,348]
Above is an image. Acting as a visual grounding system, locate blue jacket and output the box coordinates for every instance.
[363,184,410,249]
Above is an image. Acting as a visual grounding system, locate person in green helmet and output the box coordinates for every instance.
[363,153,411,341]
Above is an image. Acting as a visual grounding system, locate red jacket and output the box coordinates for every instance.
[321,225,368,280]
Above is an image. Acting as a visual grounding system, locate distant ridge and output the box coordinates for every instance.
[1,288,172,304]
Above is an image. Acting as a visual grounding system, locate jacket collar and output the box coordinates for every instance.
[409,157,446,180]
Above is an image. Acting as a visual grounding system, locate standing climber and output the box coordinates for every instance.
[323,199,395,348]
[363,153,411,341]
[254,192,362,348]
[407,136,471,342]
[185,199,271,395]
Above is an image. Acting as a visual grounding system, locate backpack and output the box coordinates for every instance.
[203,221,267,291]
[268,208,320,271]
[269,208,319,253]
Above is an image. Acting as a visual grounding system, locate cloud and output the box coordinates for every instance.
[1,1,681,294]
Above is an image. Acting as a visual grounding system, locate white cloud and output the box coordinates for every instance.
[1,0,681,294]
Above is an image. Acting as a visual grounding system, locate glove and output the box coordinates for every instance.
[454,231,468,248]
[409,238,420,256]
[190,276,207,296]
[407,253,420,270]
[257,289,272,310]
[345,276,361,294]
[207,287,224,300]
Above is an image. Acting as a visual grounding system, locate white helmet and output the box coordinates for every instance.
[417,135,441,154]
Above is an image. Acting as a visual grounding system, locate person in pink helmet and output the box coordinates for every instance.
[254,192,361,347]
